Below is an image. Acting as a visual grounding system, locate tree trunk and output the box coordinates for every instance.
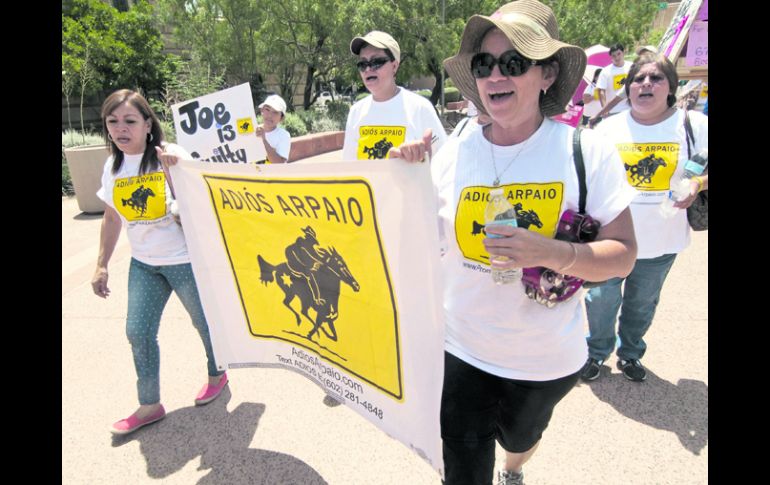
[303,64,316,110]
[429,59,442,107]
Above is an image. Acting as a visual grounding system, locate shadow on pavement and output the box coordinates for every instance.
[111,388,328,484]
[580,366,708,456]
[73,212,104,221]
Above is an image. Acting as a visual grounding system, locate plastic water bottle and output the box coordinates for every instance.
[659,148,708,218]
[484,187,522,284]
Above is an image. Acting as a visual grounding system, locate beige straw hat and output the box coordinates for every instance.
[443,0,586,117]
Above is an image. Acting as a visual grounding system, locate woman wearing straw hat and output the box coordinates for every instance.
[435,1,638,483]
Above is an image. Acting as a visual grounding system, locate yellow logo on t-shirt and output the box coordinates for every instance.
[615,143,680,191]
[593,88,600,100]
[113,172,167,221]
[357,126,406,160]
[613,73,628,91]
[455,183,563,265]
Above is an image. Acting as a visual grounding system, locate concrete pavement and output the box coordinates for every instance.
[62,151,707,484]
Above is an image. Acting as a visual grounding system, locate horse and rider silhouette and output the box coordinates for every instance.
[625,153,667,186]
[257,226,360,342]
[362,138,393,159]
[121,185,155,217]
[471,202,544,235]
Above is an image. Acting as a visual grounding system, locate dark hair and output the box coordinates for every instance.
[625,52,679,108]
[101,89,164,175]
[609,43,625,54]
[592,68,602,83]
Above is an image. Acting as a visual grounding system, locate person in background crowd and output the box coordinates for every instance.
[581,68,602,126]
[343,30,447,162]
[580,53,708,383]
[256,94,292,164]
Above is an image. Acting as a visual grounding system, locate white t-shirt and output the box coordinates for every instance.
[262,126,291,162]
[596,109,708,259]
[582,82,602,118]
[431,118,637,381]
[343,88,447,161]
[598,62,631,114]
[96,143,190,266]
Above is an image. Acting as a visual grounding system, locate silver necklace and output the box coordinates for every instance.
[487,125,533,186]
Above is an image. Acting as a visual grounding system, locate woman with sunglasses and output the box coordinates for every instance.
[435,1,638,483]
[342,30,447,162]
[580,53,708,384]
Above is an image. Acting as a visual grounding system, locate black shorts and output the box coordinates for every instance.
[440,351,579,485]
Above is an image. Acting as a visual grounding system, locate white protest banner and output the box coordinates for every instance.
[169,158,445,476]
[171,83,266,164]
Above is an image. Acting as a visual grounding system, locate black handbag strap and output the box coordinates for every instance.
[683,109,695,159]
[572,127,587,214]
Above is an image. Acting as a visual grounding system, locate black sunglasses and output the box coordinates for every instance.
[470,50,542,78]
[356,57,391,72]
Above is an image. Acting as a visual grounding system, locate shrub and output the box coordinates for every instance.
[415,89,432,101]
[158,119,177,143]
[282,112,308,137]
[356,92,369,101]
[444,87,462,104]
[324,100,350,128]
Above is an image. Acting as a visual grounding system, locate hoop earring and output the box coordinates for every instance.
[147,132,154,142]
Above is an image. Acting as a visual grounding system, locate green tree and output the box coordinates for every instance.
[62,0,172,95]
[544,0,660,50]
[157,0,265,92]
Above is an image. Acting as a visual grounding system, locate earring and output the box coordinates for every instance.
[147,132,154,142]
[107,133,113,141]
[542,88,548,96]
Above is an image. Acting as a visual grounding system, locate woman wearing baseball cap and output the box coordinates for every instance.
[434,1,638,483]
[343,30,447,162]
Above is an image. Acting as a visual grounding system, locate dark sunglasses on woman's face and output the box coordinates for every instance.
[470,50,542,78]
[356,57,391,72]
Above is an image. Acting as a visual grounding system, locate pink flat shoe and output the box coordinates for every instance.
[195,372,228,406]
[110,405,166,435]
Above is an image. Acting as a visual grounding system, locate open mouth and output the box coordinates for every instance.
[489,91,513,101]
[365,75,378,82]
[115,137,131,144]
[638,93,654,99]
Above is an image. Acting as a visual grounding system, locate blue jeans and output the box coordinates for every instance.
[584,254,677,362]
[126,258,223,405]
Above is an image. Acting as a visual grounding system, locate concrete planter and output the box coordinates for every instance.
[64,144,109,214]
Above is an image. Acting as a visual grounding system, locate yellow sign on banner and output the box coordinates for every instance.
[237,117,255,134]
[615,142,680,191]
[357,125,406,160]
[204,175,403,399]
[113,172,167,221]
[455,183,563,265]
